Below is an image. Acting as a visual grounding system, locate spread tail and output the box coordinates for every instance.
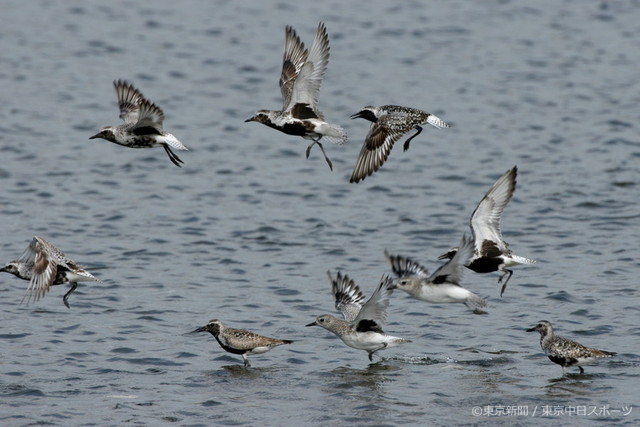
[465,292,488,314]
[511,254,536,265]
[319,123,347,145]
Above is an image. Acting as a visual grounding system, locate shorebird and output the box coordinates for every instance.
[90,80,188,167]
[306,271,411,361]
[349,105,449,183]
[192,319,293,367]
[245,22,347,170]
[527,320,616,374]
[0,236,100,308]
[385,234,487,313]
[439,166,535,296]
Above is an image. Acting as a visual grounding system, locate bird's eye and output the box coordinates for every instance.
[319,318,325,323]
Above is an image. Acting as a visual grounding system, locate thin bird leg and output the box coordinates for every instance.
[578,366,584,374]
[63,282,78,309]
[163,145,184,168]
[498,269,513,297]
[403,125,423,151]
[242,354,251,367]
[368,343,388,362]
[306,139,333,171]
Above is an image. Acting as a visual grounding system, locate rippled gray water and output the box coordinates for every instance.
[1,0,639,425]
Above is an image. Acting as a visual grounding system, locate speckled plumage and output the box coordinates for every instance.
[0,236,100,308]
[386,235,487,313]
[193,319,293,367]
[90,80,188,167]
[349,105,449,183]
[307,272,411,361]
[245,23,347,170]
[527,320,616,374]
[439,166,535,296]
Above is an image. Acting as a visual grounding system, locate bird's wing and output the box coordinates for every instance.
[24,237,62,300]
[133,99,165,130]
[225,328,272,351]
[470,166,517,252]
[350,117,407,183]
[353,275,394,327]
[328,271,366,322]
[114,80,144,124]
[429,234,474,286]
[284,22,329,111]
[385,250,430,279]
[279,26,309,110]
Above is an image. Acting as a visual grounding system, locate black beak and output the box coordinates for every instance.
[244,117,254,123]
[89,133,101,140]
[526,327,536,332]
[191,326,208,333]
[305,321,317,327]
[0,267,6,273]
[350,111,364,120]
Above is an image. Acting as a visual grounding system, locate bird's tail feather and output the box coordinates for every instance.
[318,123,347,145]
[465,292,488,314]
[511,255,536,265]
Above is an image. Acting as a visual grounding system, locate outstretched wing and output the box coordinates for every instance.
[328,271,366,322]
[113,80,145,124]
[349,117,406,183]
[470,166,517,252]
[428,234,474,286]
[385,250,430,279]
[133,99,165,130]
[22,237,64,302]
[280,26,309,110]
[285,22,330,112]
[353,275,394,327]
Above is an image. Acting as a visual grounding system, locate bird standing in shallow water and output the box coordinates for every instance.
[349,105,449,183]
[386,234,488,314]
[306,271,411,362]
[245,22,347,170]
[0,236,100,308]
[527,320,616,375]
[90,80,189,167]
[439,166,535,296]
[192,319,293,367]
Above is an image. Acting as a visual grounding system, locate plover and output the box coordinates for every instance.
[349,105,449,183]
[0,236,100,308]
[192,319,293,367]
[306,271,411,361]
[245,22,347,170]
[527,320,616,374]
[90,80,189,167]
[385,235,487,313]
[439,166,535,296]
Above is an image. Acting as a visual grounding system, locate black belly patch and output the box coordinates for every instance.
[278,122,308,136]
[467,257,502,273]
[215,337,247,355]
[548,355,576,367]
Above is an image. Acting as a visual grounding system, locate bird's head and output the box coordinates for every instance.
[89,127,117,143]
[245,110,271,124]
[191,319,223,336]
[350,106,377,122]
